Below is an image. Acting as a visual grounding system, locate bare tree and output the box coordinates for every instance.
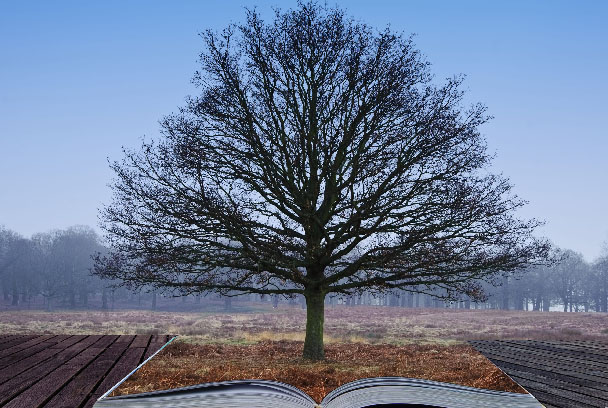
[0,227,36,306]
[549,249,587,312]
[591,246,608,312]
[29,227,104,310]
[0,226,20,302]
[31,232,63,311]
[96,1,547,360]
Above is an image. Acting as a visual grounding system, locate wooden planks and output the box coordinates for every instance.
[471,340,608,408]
[0,334,173,408]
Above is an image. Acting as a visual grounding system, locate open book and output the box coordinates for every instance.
[94,377,544,407]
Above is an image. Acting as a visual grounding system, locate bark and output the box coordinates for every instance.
[11,284,18,306]
[69,290,76,309]
[501,277,509,310]
[533,296,541,311]
[303,290,325,360]
[224,296,232,311]
[102,288,108,310]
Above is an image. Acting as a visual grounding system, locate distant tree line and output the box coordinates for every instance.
[1,224,606,313]
[321,247,608,313]
[482,248,608,312]
[0,225,110,310]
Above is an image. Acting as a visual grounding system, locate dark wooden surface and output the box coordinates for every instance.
[470,340,608,408]
[0,334,172,408]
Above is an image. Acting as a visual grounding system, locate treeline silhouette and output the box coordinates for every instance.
[1,225,607,312]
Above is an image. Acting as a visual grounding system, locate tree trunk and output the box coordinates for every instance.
[11,284,18,306]
[303,290,325,360]
[69,291,76,309]
[102,288,108,310]
[224,296,232,311]
[80,291,88,307]
[151,291,157,310]
[501,277,509,310]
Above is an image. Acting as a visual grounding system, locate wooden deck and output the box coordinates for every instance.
[0,334,172,408]
[470,340,608,408]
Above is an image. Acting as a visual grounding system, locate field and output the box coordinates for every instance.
[2,304,607,402]
[1,304,607,343]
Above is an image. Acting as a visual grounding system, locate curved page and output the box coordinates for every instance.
[94,379,315,408]
[322,377,543,408]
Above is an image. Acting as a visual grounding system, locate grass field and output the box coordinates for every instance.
[3,304,606,401]
[2,303,607,343]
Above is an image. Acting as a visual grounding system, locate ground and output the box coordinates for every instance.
[2,304,606,343]
[113,341,525,402]
[2,303,607,402]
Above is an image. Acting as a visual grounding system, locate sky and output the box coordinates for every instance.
[0,0,606,261]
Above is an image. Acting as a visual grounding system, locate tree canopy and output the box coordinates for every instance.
[96,1,548,360]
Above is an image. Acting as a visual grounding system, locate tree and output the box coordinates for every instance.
[31,232,58,311]
[591,245,608,312]
[549,249,587,312]
[95,1,547,360]
[50,226,104,308]
[27,226,107,311]
[0,227,20,302]
[0,227,37,306]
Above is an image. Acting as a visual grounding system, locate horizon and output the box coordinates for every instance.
[1,0,607,262]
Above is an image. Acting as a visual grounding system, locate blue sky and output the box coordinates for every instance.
[0,0,606,261]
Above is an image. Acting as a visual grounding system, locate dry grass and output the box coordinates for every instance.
[2,305,607,344]
[113,340,526,403]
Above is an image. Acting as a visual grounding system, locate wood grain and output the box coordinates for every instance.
[471,340,608,408]
[0,335,172,408]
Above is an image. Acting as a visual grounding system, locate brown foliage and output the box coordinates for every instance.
[114,340,525,403]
